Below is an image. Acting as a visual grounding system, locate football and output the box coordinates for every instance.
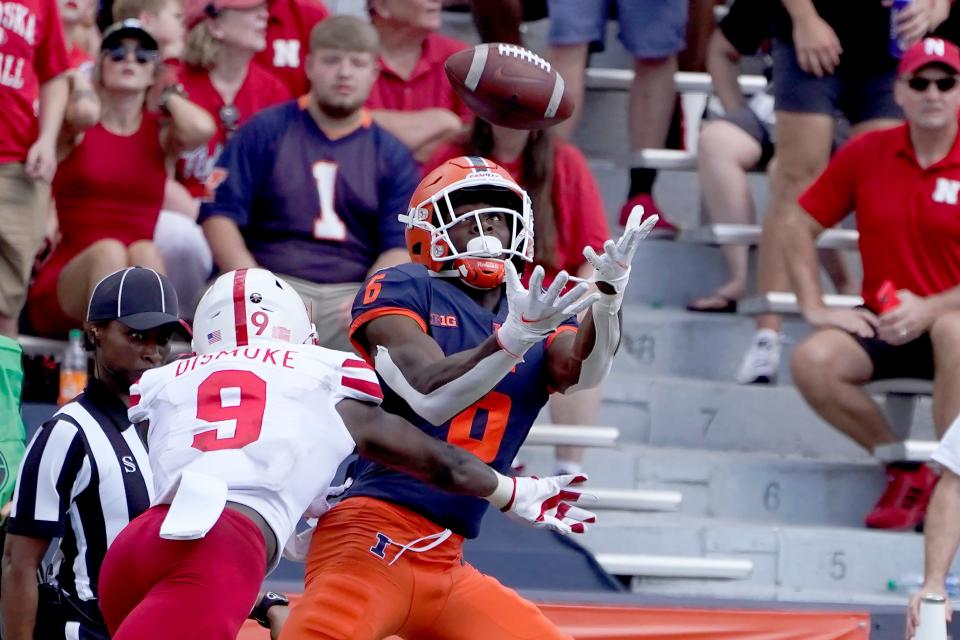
[444,43,574,130]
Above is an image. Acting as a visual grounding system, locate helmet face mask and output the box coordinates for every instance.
[191,269,319,355]
[402,157,534,289]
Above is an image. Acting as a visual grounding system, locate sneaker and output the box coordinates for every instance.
[736,329,781,384]
[619,193,680,238]
[865,463,939,530]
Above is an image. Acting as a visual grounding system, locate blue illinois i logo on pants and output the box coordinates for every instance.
[369,532,392,559]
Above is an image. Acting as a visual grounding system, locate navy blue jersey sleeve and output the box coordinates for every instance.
[375,129,418,252]
[7,418,88,539]
[197,110,277,228]
[349,265,430,363]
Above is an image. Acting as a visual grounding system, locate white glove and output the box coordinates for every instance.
[583,206,658,312]
[485,471,597,535]
[496,261,599,359]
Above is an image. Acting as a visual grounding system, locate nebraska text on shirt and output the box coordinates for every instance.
[0,3,37,44]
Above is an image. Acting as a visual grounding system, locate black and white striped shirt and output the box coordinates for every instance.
[8,378,154,603]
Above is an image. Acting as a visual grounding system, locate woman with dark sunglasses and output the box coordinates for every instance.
[26,20,215,340]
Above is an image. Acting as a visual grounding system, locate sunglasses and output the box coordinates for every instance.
[104,45,157,64]
[907,75,959,92]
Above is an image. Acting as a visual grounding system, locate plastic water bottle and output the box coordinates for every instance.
[57,329,88,405]
[890,0,913,58]
[888,574,960,597]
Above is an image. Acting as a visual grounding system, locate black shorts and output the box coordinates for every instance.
[772,39,902,125]
[720,105,776,169]
[853,333,935,381]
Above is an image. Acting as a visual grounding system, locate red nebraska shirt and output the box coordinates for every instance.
[0,0,70,162]
[255,0,328,97]
[366,32,472,122]
[799,124,960,311]
[424,140,610,286]
[177,62,290,197]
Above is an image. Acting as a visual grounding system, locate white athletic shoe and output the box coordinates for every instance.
[736,329,781,384]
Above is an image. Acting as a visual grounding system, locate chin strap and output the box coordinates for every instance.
[563,293,621,394]
[373,345,526,426]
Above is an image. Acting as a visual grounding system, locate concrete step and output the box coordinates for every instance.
[596,552,754,580]
[580,513,956,605]
[518,444,886,528]
[613,306,810,383]
[739,292,863,316]
[526,424,619,448]
[589,488,683,513]
[596,374,935,459]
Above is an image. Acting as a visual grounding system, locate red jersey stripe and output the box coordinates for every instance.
[341,376,383,400]
[342,358,374,371]
[233,269,249,346]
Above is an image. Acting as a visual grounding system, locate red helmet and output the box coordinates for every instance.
[400,156,534,289]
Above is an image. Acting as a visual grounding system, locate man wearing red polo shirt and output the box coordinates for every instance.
[784,37,960,531]
[366,0,471,161]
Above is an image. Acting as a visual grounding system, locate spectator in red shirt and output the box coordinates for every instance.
[425,118,611,476]
[785,38,960,531]
[256,0,329,97]
[0,0,71,340]
[178,0,291,198]
[367,0,471,162]
[27,20,215,338]
[0,0,75,548]
[159,0,289,308]
[59,0,99,70]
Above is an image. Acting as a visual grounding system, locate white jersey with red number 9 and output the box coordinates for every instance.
[128,341,382,558]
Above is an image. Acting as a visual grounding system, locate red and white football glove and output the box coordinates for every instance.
[485,471,596,534]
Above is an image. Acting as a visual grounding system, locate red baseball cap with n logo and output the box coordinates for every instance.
[898,37,960,76]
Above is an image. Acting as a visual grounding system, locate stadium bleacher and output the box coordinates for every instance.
[14,2,956,639]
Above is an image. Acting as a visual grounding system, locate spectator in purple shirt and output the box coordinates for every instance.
[199,15,416,351]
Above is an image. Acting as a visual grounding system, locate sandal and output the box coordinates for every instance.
[686,294,738,314]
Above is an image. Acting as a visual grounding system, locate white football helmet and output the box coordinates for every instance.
[192,268,318,355]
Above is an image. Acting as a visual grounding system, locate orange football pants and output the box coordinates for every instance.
[279,497,571,640]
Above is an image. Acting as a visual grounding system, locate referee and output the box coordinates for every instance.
[1,267,188,640]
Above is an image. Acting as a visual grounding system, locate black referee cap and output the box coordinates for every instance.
[87,267,190,337]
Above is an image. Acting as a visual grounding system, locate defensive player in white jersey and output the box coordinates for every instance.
[96,268,594,640]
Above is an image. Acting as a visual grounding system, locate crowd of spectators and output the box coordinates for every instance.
[6,0,960,545]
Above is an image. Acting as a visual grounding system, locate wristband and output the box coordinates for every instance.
[158,82,187,115]
[484,471,517,511]
[250,591,288,629]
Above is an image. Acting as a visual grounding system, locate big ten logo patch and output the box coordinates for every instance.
[369,532,393,559]
[272,39,300,68]
[429,312,458,328]
[932,177,960,205]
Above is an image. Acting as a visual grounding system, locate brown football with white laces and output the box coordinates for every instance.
[444,43,574,130]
